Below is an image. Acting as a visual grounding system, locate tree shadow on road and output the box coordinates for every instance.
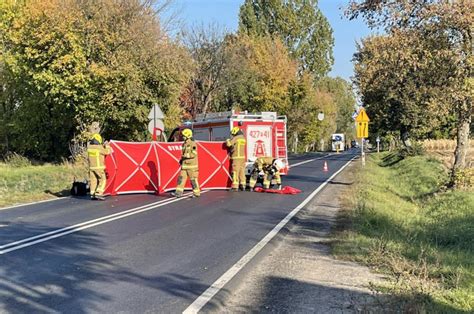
[0,222,227,313]
[0,223,112,313]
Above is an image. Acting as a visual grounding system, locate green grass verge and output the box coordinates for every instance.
[0,162,87,208]
[333,152,473,313]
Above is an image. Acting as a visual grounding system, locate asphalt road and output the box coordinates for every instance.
[0,150,357,313]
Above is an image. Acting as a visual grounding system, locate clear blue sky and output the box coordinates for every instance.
[167,0,372,81]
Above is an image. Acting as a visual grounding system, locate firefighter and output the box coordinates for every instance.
[87,124,111,200]
[226,126,247,191]
[172,128,200,198]
[248,157,283,191]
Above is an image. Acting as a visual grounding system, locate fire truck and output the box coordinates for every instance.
[168,111,289,175]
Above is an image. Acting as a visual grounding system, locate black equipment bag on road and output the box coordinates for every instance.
[70,180,89,196]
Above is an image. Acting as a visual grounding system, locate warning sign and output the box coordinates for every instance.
[247,125,272,158]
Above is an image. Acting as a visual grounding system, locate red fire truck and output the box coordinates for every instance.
[168,111,289,175]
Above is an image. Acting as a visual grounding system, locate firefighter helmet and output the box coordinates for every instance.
[182,128,193,139]
[231,126,240,135]
[90,133,103,145]
[273,159,283,171]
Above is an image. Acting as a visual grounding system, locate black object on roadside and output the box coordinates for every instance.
[70,179,89,196]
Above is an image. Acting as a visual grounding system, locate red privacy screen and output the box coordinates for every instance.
[103,141,232,195]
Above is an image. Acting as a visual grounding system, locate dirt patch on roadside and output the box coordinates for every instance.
[217,161,386,313]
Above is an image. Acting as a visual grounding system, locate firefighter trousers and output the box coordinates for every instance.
[249,170,281,189]
[175,169,200,197]
[231,159,246,189]
[89,169,106,196]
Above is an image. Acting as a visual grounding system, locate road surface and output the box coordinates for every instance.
[0,151,356,313]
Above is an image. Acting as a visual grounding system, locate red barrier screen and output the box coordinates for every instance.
[104,141,232,195]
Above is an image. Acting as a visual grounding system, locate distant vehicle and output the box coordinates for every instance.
[351,140,359,148]
[331,133,345,152]
[169,110,289,175]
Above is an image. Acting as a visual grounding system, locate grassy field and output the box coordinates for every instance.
[333,152,473,312]
[0,161,87,208]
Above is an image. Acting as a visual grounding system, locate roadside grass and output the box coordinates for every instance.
[0,161,87,208]
[333,152,474,313]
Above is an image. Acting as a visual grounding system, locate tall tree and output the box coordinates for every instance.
[220,34,298,114]
[353,30,454,145]
[181,23,228,118]
[239,0,334,79]
[288,73,337,152]
[316,77,356,138]
[347,0,473,181]
[1,0,192,160]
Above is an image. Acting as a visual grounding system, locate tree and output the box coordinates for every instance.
[316,77,356,138]
[220,34,298,114]
[346,0,473,182]
[181,23,228,118]
[239,0,334,79]
[1,0,193,160]
[288,73,337,152]
[353,30,455,146]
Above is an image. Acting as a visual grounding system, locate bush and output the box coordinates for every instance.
[4,152,32,167]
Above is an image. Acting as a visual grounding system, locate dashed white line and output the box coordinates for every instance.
[289,153,335,168]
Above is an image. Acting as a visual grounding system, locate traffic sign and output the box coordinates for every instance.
[148,104,164,120]
[148,119,165,134]
[356,122,368,138]
[355,108,370,138]
[355,108,370,123]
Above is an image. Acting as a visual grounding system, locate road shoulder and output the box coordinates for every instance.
[217,161,386,313]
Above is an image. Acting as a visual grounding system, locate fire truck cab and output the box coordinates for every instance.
[168,111,289,175]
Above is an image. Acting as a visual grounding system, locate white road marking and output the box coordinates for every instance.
[0,196,174,250]
[289,153,335,168]
[0,197,70,211]
[0,154,331,212]
[183,156,356,314]
[0,191,208,255]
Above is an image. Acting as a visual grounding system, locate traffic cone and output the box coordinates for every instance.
[323,161,328,172]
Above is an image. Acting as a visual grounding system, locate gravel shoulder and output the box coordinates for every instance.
[215,161,386,313]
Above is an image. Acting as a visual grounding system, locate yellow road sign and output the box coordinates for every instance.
[355,108,370,123]
[355,108,370,138]
[356,122,368,138]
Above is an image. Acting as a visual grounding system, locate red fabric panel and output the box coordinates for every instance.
[104,141,159,195]
[104,140,233,195]
[254,186,302,194]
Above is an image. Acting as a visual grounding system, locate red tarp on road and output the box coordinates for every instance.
[253,186,302,194]
[103,141,232,195]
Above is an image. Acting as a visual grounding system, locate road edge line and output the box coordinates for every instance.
[0,191,208,255]
[0,197,70,212]
[0,196,180,250]
[183,156,357,314]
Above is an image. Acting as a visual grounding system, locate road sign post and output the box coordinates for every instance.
[148,104,165,141]
[355,108,370,166]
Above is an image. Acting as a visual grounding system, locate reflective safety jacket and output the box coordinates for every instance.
[181,138,199,170]
[87,144,111,170]
[255,156,275,172]
[226,133,246,160]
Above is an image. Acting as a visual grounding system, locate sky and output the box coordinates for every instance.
[166,0,372,82]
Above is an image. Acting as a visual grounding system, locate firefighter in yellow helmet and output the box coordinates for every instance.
[87,124,112,200]
[248,157,283,191]
[172,128,200,198]
[226,126,247,191]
